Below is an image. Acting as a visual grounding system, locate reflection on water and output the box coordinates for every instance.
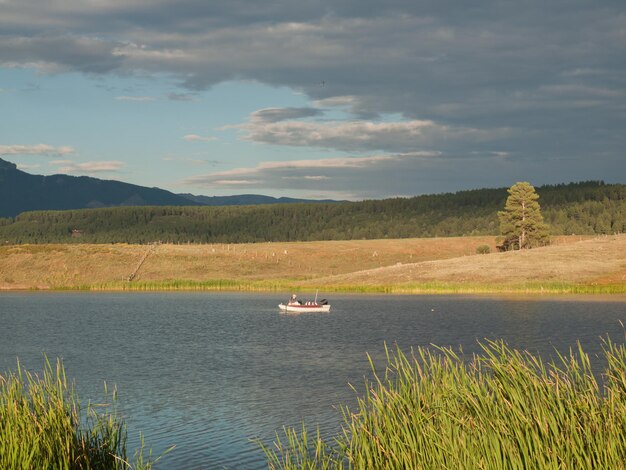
[0,292,625,468]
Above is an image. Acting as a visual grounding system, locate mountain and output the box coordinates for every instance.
[0,158,195,218]
[0,159,338,218]
[179,193,340,206]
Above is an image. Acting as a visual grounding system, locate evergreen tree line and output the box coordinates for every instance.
[0,181,623,245]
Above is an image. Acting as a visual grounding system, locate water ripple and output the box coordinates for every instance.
[1,292,624,468]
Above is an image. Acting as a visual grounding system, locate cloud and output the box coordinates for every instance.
[180,149,589,199]
[16,163,40,170]
[1,0,625,188]
[183,134,217,142]
[299,175,330,180]
[0,34,123,74]
[182,152,440,194]
[3,5,623,110]
[166,92,199,101]
[538,84,625,99]
[234,115,510,152]
[250,107,324,123]
[51,160,125,174]
[0,144,75,156]
[313,96,357,108]
[187,152,437,176]
[212,179,257,185]
[115,95,156,101]
[162,155,221,165]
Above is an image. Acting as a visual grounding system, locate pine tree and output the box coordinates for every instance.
[498,182,549,250]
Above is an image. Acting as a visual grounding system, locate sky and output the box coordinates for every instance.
[1,0,625,200]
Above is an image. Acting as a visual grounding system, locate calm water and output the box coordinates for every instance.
[1,292,625,468]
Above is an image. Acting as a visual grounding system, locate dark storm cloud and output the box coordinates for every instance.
[2,0,625,193]
[0,34,123,74]
[3,2,624,112]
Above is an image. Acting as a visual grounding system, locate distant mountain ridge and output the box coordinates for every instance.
[0,158,337,218]
[179,193,340,206]
[0,158,195,218]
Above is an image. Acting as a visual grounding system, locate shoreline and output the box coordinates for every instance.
[2,280,625,296]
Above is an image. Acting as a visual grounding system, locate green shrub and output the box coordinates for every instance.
[476,244,491,254]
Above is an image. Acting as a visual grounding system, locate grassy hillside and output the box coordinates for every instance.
[2,235,624,294]
[0,236,499,289]
[0,181,624,244]
[311,234,626,293]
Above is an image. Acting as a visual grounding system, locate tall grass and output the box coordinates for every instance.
[86,279,296,292]
[262,338,626,469]
[0,358,163,469]
[81,279,626,295]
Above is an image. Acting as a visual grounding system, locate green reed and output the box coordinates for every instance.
[0,357,163,469]
[74,279,626,295]
[87,279,296,292]
[262,338,626,469]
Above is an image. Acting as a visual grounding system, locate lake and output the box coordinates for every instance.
[1,292,625,468]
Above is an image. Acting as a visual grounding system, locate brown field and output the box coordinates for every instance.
[0,234,623,293]
[309,235,626,289]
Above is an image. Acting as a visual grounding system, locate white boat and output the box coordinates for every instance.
[278,293,331,313]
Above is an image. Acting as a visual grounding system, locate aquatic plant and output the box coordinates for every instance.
[0,358,164,469]
[262,338,626,469]
[85,279,626,295]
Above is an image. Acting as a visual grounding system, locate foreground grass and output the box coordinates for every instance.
[262,338,626,469]
[0,358,164,469]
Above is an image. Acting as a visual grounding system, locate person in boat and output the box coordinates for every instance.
[288,294,301,305]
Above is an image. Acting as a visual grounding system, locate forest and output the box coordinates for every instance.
[0,181,624,244]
